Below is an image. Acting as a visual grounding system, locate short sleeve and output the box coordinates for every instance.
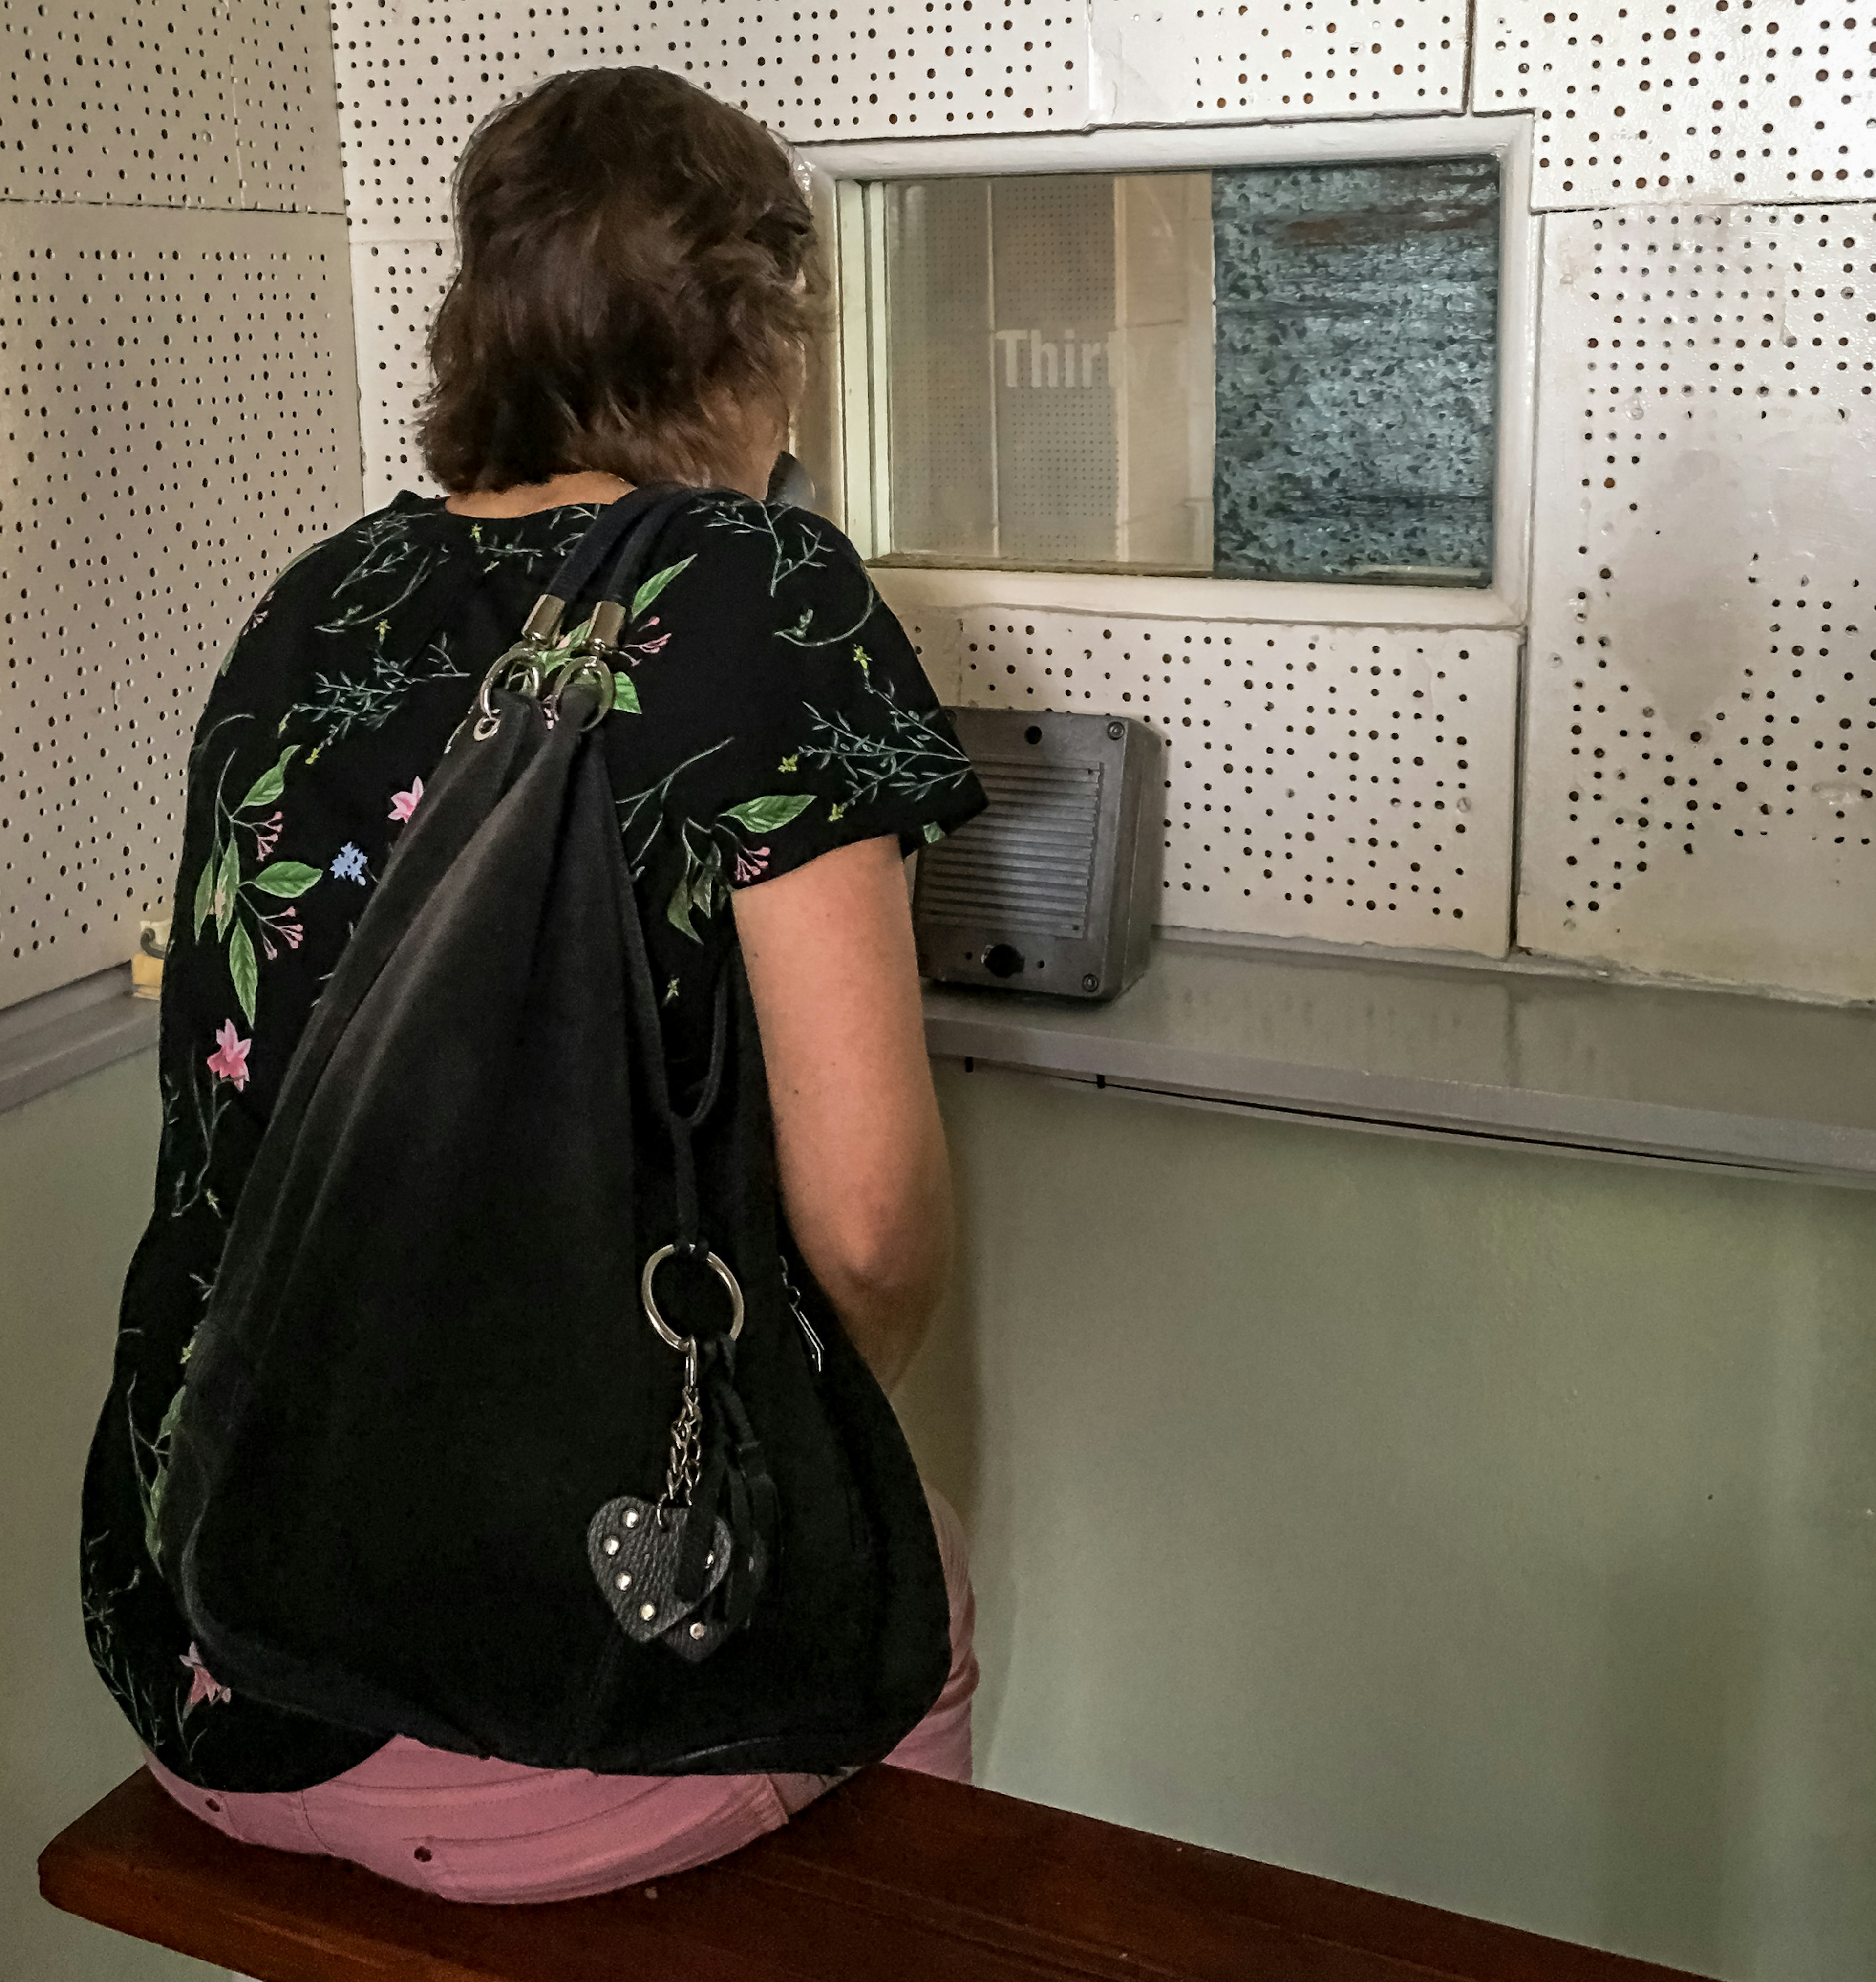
[738,543,987,889]
[613,496,987,900]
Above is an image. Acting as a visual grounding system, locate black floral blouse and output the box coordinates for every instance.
[80,489,986,1791]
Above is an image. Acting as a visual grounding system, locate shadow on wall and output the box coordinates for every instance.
[1,1051,210,1981]
[901,1061,1876,1982]
[894,1142,1002,1753]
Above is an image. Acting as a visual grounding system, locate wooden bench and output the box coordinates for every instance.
[42,1764,1718,1982]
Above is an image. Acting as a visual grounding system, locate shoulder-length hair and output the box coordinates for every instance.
[415,68,818,493]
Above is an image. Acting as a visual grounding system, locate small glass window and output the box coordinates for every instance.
[868,157,1500,587]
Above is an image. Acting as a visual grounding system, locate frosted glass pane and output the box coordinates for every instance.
[882,173,1213,574]
[1211,157,1499,586]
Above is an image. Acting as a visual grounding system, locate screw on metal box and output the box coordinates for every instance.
[913,707,1163,1004]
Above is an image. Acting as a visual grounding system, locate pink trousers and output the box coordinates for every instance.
[145,1486,977,1905]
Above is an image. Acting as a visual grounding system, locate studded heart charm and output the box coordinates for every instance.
[586,1496,732,1645]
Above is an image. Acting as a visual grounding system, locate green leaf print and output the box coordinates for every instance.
[631,556,695,621]
[249,861,323,899]
[666,875,700,941]
[237,745,299,812]
[549,612,598,661]
[692,844,723,917]
[213,840,241,941]
[192,857,216,940]
[191,732,323,1028]
[923,819,945,844]
[228,922,259,1024]
[613,671,641,716]
[141,1383,191,1566]
[721,793,814,834]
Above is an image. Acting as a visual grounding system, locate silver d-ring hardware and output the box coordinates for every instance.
[545,654,618,730]
[474,641,550,733]
[640,1245,745,1351]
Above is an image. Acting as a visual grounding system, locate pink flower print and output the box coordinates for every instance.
[732,844,771,884]
[389,776,424,824]
[251,809,283,861]
[180,1642,232,1713]
[205,1021,252,1091]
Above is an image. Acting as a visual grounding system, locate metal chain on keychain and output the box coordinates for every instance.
[584,1245,747,1659]
[658,1337,705,1521]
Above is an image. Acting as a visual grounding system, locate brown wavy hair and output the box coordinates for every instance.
[415,68,818,493]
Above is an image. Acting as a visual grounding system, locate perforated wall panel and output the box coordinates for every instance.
[0,0,344,213]
[1092,0,1465,127]
[0,205,362,1007]
[1474,1,1876,210]
[1517,204,1876,999]
[351,238,457,511]
[332,0,1090,243]
[904,607,1516,952]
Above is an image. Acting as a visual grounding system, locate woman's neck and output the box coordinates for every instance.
[443,470,629,519]
[443,416,787,518]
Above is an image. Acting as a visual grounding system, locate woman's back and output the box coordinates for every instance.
[81,485,981,1790]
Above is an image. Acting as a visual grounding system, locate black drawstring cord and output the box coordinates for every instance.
[598,500,769,1650]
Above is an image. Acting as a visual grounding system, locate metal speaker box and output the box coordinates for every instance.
[914,707,1164,1001]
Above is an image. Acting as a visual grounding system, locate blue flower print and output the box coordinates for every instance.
[330,844,369,885]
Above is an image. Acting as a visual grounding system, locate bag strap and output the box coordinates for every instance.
[512,483,680,646]
[576,484,742,1264]
[576,489,779,1620]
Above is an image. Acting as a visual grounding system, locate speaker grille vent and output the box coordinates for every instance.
[918,759,1102,937]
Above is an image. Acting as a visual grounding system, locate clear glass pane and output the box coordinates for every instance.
[882,172,1215,575]
[873,157,1499,587]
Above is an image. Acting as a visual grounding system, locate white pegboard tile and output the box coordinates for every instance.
[0,0,238,207]
[332,2,1091,240]
[0,0,343,213]
[0,203,363,1012]
[233,0,348,214]
[1517,203,1876,1001]
[1474,0,1876,210]
[643,0,1091,139]
[351,237,456,510]
[1090,0,1465,128]
[901,607,1516,953]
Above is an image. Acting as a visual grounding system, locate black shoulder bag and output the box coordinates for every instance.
[156,489,953,1772]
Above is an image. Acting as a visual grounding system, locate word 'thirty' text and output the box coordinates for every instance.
[993,328,1121,389]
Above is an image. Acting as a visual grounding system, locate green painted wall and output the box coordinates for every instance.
[7,1049,1873,1979]
[899,1064,1876,1982]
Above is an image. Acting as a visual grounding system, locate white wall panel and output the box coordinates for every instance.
[232,0,349,213]
[1475,1,1876,211]
[350,237,456,510]
[0,206,362,1006]
[907,606,1515,950]
[331,0,1092,243]
[1518,204,1876,999]
[0,0,342,212]
[1091,0,1465,129]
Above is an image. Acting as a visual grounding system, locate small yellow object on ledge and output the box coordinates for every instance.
[133,919,171,1002]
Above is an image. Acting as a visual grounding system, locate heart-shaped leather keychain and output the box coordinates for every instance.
[587,1244,774,1663]
[586,1495,733,1648]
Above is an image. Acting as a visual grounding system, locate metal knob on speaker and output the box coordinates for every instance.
[913,707,1164,1001]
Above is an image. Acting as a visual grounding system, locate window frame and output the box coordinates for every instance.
[794,113,1537,632]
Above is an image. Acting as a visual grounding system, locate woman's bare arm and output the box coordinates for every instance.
[730,835,951,1392]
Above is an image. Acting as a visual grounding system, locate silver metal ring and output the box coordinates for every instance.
[640,1245,745,1351]
[475,642,548,727]
[544,655,617,730]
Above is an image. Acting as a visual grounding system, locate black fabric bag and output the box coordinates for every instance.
[155,489,953,1773]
